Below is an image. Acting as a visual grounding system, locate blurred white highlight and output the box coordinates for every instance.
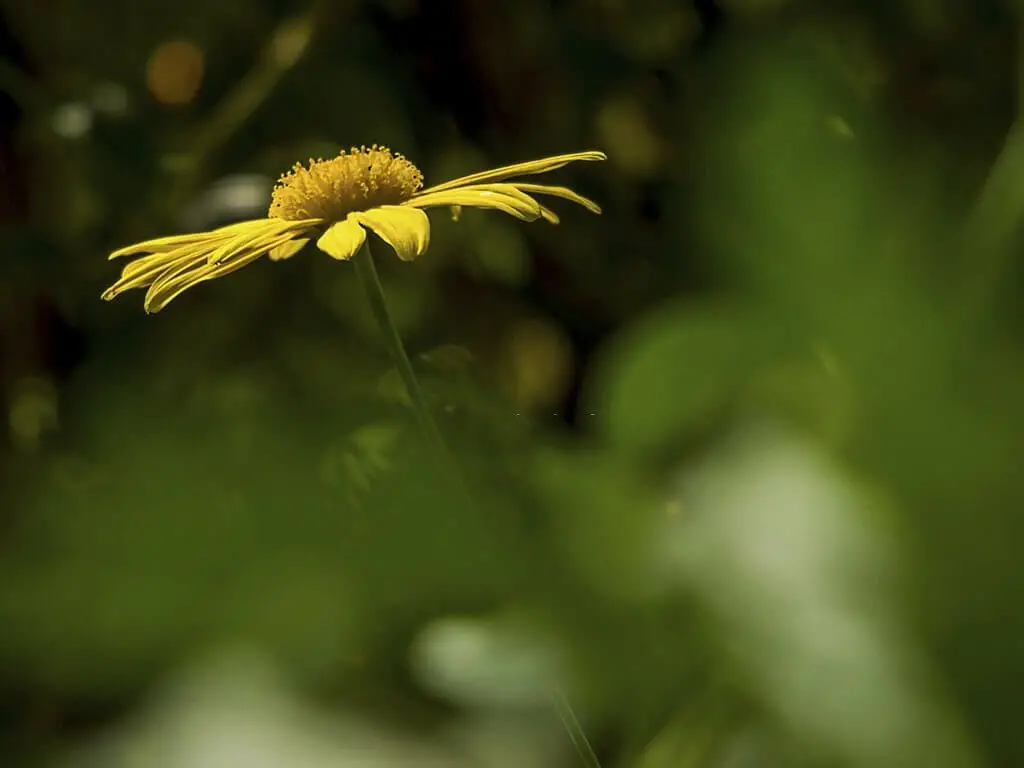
[660,422,980,768]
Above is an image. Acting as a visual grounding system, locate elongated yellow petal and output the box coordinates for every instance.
[103,238,221,300]
[510,183,603,215]
[537,204,560,224]
[425,183,542,211]
[141,260,220,311]
[417,151,606,196]
[208,219,319,265]
[144,249,266,313]
[143,232,300,312]
[269,237,310,261]
[407,184,543,222]
[350,205,430,262]
[119,248,197,281]
[316,218,366,261]
[108,220,262,260]
[103,252,206,299]
[109,218,321,262]
[205,232,263,266]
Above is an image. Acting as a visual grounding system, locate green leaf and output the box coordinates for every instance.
[588,300,777,452]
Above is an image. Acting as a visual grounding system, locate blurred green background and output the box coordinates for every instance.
[1,0,1024,765]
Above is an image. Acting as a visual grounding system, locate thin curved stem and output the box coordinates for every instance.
[351,238,601,768]
[351,238,446,458]
[161,0,335,218]
[958,22,1024,325]
[553,690,604,768]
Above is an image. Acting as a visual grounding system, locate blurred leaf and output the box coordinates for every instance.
[68,651,477,768]
[531,448,663,603]
[409,612,565,709]
[588,299,783,452]
[466,218,531,287]
[662,424,982,768]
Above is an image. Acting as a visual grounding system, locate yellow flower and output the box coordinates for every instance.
[103,146,606,313]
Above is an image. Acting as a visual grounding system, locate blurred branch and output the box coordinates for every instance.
[632,693,738,768]
[163,0,339,216]
[553,689,603,768]
[353,239,603,768]
[0,56,48,112]
[959,22,1024,322]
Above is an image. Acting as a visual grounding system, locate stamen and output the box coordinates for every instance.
[268,144,423,222]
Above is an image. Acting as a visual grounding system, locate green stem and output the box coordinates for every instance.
[352,238,601,768]
[352,238,447,458]
[958,22,1024,325]
[553,690,604,768]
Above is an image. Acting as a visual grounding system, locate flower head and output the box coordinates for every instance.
[269,145,423,221]
[103,146,606,313]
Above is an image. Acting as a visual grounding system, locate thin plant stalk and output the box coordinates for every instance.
[552,690,603,768]
[352,237,601,768]
[958,22,1024,325]
[352,237,447,458]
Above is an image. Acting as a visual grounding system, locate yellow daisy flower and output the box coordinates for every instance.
[103,146,606,313]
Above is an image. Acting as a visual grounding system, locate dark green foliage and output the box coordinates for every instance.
[1,1,1022,766]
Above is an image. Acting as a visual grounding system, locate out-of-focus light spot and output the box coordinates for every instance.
[470,220,529,286]
[147,40,205,106]
[614,4,697,62]
[410,616,562,708]
[180,174,274,231]
[159,152,195,175]
[501,319,572,411]
[381,0,419,19]
[447,712,565,768]
[719,0,792,15]
[660,424,982,768]
[419,344,475,374]
[595,94,663,177]
[73,650,467,768]
[827,115,855,139]
[92,81,130,116]
[9,376,58,452]
[51,101,93,139]
[269,18,313,67]
[813,342,841,375]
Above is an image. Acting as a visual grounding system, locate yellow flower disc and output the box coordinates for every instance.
[268,144,424,222]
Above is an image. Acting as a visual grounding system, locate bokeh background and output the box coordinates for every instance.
[1,0,1024,765]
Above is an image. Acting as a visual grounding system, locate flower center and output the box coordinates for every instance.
[268,145,424,222]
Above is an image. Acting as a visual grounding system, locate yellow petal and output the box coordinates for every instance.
[206,232,261,266]
[537,204,560,224]
[350,205,430,262]
[108,220,261,260]
[142,232,299,312]
[418,151,606,196]
[207,220,314,264]
[103,240,217,300]
[316,218,366,261]
[109,218,321,261]
[269,237,309,261]
[142,263,216,313]
[407,184,542,222]
[144,249,267,313]
[103,251,206,299]
[510,183,603,215]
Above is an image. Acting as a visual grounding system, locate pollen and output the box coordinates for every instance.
[268,144,424,222]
